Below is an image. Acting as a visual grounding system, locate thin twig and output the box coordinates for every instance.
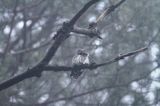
[2,0,19,62]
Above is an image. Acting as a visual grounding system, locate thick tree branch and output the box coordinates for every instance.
[41,0,101,65]
[0,0,100,91]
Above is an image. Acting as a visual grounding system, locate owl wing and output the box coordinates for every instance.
[72,55,79,65]
[88,54,96,64]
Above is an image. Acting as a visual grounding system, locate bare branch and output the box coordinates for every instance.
[96,0,126,23]
[2,0,19,62]
[44,46,148,72]
[72,26,101,38]
[0,0,100,91]
[70,0,100,26]
[11,39,52,55]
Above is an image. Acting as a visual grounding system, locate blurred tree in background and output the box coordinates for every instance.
[0,0,160,106]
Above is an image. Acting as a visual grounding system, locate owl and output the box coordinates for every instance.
[70,49,91,79]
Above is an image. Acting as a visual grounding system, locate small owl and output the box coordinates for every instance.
[70,49,91,79]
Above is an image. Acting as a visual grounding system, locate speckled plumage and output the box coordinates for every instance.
[70,49,90,79]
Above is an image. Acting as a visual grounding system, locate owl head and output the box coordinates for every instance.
[77,49,88,56]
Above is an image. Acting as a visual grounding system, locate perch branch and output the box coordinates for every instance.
[44,46,148,72]
[0,0,99,91]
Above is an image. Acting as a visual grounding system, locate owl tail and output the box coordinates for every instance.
[70,69,82,79]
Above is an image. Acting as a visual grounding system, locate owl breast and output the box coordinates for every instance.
[72,55,89,65]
